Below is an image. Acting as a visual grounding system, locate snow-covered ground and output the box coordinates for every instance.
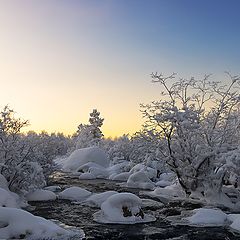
[0,207,83,239]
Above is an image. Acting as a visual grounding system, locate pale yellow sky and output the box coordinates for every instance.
[0,1,238,137]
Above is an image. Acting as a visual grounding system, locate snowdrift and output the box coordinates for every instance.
[93,192,156,224]
[62,147,109,172]
[0,207,82,239]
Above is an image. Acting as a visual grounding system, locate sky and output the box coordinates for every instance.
[0,0,239,137]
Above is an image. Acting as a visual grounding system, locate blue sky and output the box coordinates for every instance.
[0,0,239,136]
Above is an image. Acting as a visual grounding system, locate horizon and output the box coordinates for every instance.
[0,0,239,137]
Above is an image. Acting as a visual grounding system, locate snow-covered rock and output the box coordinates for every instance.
[228,214,240,233]
[153,183,185,198]
[112,172,131,181]
[0,188,19,208]
[79,172,96,180]
[108,161,132,175]
[0,207,82,239]
[127,171,155,190]
[0,174,8,190]
[156,180,173,188]
[63,147,109,172]
[93,192,156,224]
[84,191,118,207]
[129,164,157,180]
[88,166,109,179]
[159,172,176,182]
[59,187,92,201]
[186,208,227,226]
[26,189,57,201]
[44,185,61,192]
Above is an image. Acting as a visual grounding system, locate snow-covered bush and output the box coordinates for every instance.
[0,106,45,194]
[141,72,240,205]
[25,131,73,183]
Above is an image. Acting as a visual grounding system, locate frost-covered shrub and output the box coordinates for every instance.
[0,106,45,194]
[25,131,73,183]
[141,72,240,202]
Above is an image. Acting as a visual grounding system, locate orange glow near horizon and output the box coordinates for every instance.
[0,1,239,138]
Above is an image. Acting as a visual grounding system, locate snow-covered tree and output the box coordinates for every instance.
[75,109,104,149]
[25,131,73,183]
[0,106,45,194]
[141,72,240,201]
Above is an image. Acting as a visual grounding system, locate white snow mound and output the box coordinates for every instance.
[84,191,118,207]
[127,171,155,190]
[26,189,57,201]
[0,174,9,190]
[186,208,227,226]
[0,207,80,239]
[59,187,92,201]
[0,188,19,208]
[63,147,109,172]
[93,192,156,224]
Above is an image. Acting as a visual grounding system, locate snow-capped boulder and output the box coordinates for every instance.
[88,166,109,179]
[0,188,19,208]
[79,172,96,180]
[77,162,104,173]
[0,174,8,190]
[186,208,227,226]
[44,185,61,192]
[153,183,185,198]
[127,171,155,190]
[93,192,156,224]
[59,187,92,201]
[26,189,57,201]
[156,180,173,188]
[63,147,109,172]
[108,161,132,175]
[129,164,157,180]
[84,191,118,207]
[228,214,240,233]
[112,172,131,181]
[0,207,82,239]
[159,172,176,182]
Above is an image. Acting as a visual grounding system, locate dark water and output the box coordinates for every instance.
[28,172,239,240]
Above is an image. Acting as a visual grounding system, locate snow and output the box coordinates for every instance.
[44,185,61,191]
[84,191,118,207]
[186,208,227,226]
[26,189,57,201]
[108,161,132,175]
[127,170,155,190]
[0,207,81,239]
[155,180,173,187]
[79,172,96,180]
[59,186,92,201]
[93,192,156,224]
[0,188,19,208]
[228,214,240,232]
[87,166,109,179]
[0,174,8,190]
[129,164,157,180]
[112,172,131,181]
[63,147,109,172]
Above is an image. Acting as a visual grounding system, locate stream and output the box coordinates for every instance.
[28,171,239,240]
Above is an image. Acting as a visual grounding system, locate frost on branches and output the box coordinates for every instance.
[75,109,104,149]
[0,106,45,194]
[141,72,240,204]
